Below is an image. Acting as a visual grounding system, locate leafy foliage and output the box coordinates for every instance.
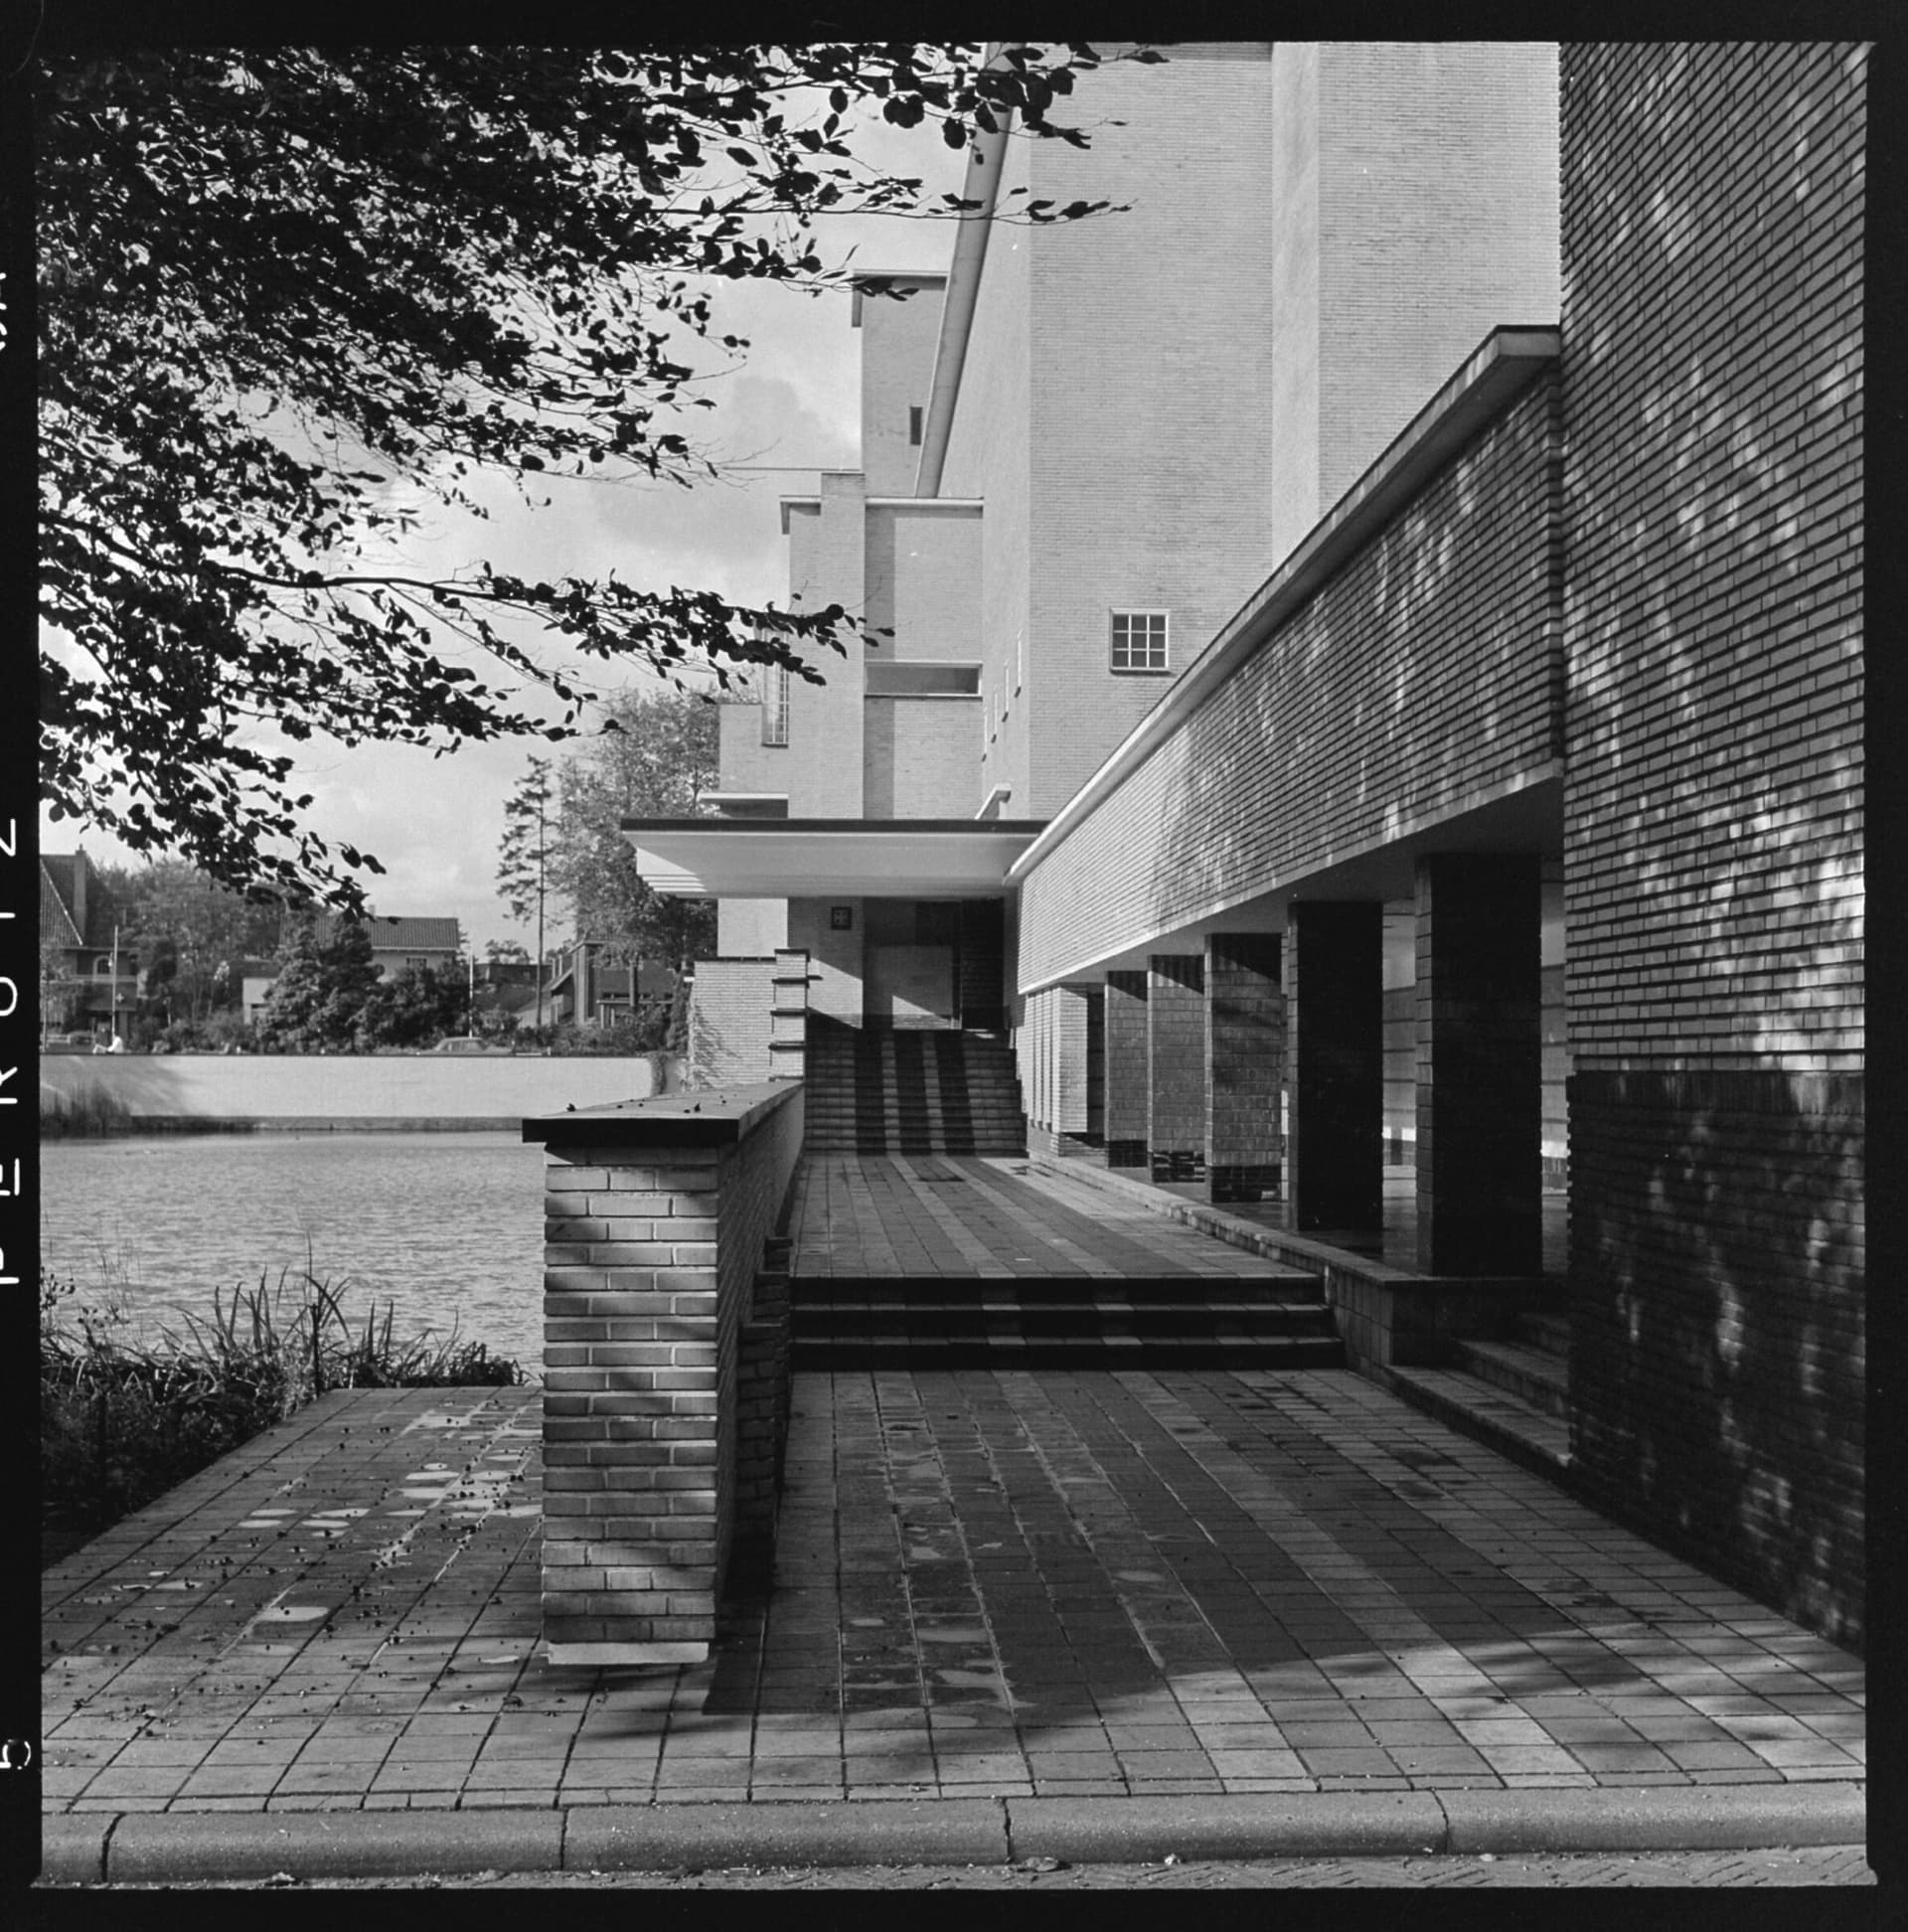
[547,687,720,973]
[496,755,555,934]
[100,859,274,1033]
[37,43,1147,911]
[363,960,470,1048]
[253,910,384,1051]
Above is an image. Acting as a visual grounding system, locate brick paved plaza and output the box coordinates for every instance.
[43,1325,1862,1815]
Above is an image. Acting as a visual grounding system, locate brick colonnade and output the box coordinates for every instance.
[1102,970,1149,1169]
[1415,855,1542,1275]
[1204,932,1283,1204]
[1147,955,1206,1183]
[1284,901,1383,1233]
[524,1084,804,1665]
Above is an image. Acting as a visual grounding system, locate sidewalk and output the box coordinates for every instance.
[40,1167,1865,1884]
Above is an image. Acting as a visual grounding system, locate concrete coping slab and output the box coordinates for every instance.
[37,1785,1866,1885]
[524,1079,799,1149]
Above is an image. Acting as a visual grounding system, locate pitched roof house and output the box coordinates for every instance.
[40,850,136,1034]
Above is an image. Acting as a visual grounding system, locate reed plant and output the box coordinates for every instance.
[39,1080,134,1139]
[41,1256,524,1544]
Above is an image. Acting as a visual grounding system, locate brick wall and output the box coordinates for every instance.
[716,696,788,803]
[865,504,983,664]
[716,897,787,961]
[863,697,981,819]
[1019,376,1560,991]
[1270,43,1559,565]
[1022,49,1281,816]
[688,959,775,1087]
[785,898,865,1025]
[938,43,1559,822]
[778,476,866,816]
[1313,44,1560,551]
[534,1085,803,1663]
[858,272,946,498]
[1560,43,1864,1646]
[940,125,1032,819]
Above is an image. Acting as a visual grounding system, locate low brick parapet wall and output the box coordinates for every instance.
[523,1082,804,1665]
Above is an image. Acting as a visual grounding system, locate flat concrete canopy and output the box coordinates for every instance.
[624,817,1046,899]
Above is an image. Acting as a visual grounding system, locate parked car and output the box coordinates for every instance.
[431,1038,515,1054]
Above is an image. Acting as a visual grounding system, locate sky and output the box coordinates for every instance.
[42,110,965,960]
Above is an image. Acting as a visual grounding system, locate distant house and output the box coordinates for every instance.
[541,938,674,1031]
[238,957,284,1027]
[323,914,464,980]
[40,850,135,1039]
[473,959,541,1027]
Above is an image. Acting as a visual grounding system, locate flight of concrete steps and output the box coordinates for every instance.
[1387,1307,1572,1478]
[791,1268,1347,1370]
[800,1017,1027,1156]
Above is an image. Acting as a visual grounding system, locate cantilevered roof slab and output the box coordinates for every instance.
[623,818,1047,899]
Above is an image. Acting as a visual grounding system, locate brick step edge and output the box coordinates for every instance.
[791,1341,1350,1368]
[1449,1339,1569,1418]
[1385,1366,1572,1482]
[791,1304,1339,1326]
[791,1275,1329,1290]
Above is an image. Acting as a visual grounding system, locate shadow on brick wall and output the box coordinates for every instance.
[1568,1071,1863,1650]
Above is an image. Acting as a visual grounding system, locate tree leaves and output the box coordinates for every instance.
[36,43,1155,911]
[517,689,719,973]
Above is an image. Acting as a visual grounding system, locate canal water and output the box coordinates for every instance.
[39,1132,550,1377]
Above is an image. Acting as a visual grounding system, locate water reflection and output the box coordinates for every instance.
[40,1131,548,1376]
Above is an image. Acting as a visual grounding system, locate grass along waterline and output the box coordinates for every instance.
[41,1251,526,1561]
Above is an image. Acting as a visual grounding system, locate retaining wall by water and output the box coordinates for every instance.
[39,1052,681,1130]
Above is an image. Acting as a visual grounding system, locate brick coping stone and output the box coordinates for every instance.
[38,1785,1864,1885]
[523,1080,799,1150]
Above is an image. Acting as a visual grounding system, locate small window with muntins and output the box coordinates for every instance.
[761,662,790,745]
[1110,609,1170,673]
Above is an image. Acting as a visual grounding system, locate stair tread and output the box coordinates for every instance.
[1454,1338,1569,1384]
[1387,1366,1571,1472]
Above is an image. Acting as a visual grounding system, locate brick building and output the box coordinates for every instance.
[629,43,1865,1645]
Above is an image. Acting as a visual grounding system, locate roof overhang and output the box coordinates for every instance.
[1008,324,1562,887]
[623,818,1046,899]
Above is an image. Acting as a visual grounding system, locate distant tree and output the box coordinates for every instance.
[362,961,469,1048]
[497,756,556,1017]
[255,913,383,1051]
[40,938,79,1035]
[484,939,530,964]
[37,43,1149,911]
[548,688,719,979]
[114,861,258,1026]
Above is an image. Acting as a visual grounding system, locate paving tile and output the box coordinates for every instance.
[40,1303,1866,1824]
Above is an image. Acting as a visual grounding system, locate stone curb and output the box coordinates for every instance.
[566,1797,1006,1871]
[1004,1792,1445,1862]
[36,1785,1865,1884]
